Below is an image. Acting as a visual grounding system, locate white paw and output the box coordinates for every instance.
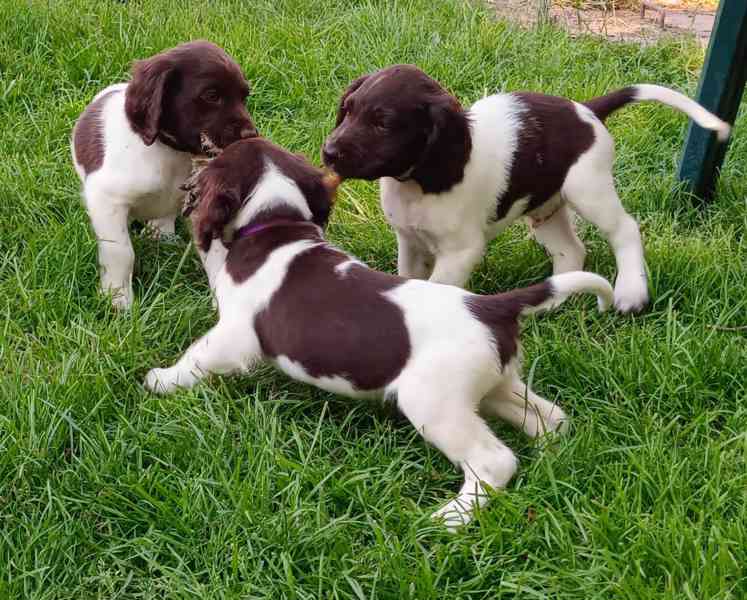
[613,275,649,314]
[144,368,177,395]
[106,286,133,311]
[431,499,473,532]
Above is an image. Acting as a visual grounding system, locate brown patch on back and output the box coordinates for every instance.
[465,281,553,365]
[73,90,118,177]
[254,244,411,391]
[496,93,595,221]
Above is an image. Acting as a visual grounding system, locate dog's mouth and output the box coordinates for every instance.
[181,133,223,217]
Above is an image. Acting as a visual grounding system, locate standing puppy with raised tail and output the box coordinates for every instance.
[322,66,731,313]
[72,41,257,309]
[144,137,614,530]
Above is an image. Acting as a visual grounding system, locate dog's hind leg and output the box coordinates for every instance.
[396,368,517,530]
[530,204,586,274]
[563,148,648,313]
[144,321,261,394]
[480,375,568,438]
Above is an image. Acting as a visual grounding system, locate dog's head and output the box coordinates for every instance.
[125,40,257,153]
[322,65,470,192]
[189,138,340,251]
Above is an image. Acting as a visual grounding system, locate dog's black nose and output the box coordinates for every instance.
[322,141,340,164]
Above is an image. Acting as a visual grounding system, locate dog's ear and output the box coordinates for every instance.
[420,93,468,164]
[294,169,340,229]
[125,54,174,146]
[335,74,370,127]
[192,186,240,252]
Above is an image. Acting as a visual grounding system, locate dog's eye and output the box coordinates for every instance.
[371,112,389,130]
[201,89,222,104]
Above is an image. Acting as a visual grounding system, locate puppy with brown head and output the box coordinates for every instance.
[72,40,258,309]
[323,65,730,313]
[145,135,615,532]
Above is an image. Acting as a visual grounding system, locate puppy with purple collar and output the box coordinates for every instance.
[321,65,731,313]
[144,137,614,529]
[72,41,257,309]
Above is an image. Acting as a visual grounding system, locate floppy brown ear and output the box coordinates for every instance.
[421,94,468,163]
[193,188,240,252]
[335,74,370,127]
[125,55,174,145]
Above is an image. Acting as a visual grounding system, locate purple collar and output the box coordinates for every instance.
[233,219,312,241]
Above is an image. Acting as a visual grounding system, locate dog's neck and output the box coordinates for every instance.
[397,106,473,195]
[231,206,316,243]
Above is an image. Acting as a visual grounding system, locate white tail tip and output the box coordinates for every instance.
[633,84,731,142]
[714,121,731,142]
[549,272,614,313]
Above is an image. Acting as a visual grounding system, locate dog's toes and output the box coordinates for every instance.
[431,501,472,532]
[108,288,133,311]
[614,294,648,314]
[613,279,649,314]
[144,368,174,394]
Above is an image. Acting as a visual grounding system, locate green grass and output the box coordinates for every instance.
[1,0,745,597]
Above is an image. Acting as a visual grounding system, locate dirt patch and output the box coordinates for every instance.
[491,0,716,46]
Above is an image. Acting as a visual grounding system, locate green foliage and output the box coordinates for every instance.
[0,0,745,598]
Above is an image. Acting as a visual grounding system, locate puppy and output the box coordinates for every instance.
[143,137,614,529]
[322,65,730,313]
[71,41,257,309]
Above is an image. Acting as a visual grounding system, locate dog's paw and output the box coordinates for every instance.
[431,500,472,533]
[613,276,649,314]
[144,368,177,395]
[105,286,133,311]
[144,218,178,242]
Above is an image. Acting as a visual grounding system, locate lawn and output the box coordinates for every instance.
[1,0,745,598]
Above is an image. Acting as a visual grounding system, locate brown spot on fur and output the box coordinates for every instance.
[465,281,552,365]
[225,221,320,282]
[73,90,118,177]
[496,93,595,220]
[254,243,411,390]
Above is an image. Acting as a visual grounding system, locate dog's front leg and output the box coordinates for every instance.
[428,243,485,288]
[396,231,433,280]
[144,322,261,394]
[87,200,135,310]
[146,215,177,240]
[197,240,229,302]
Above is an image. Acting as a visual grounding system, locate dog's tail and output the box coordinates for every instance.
[497,272,613,318]
[583,84,731,141]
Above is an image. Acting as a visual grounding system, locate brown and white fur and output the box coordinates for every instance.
[143,137,614,530]
[71,41,257,309]
[322,65,731,313]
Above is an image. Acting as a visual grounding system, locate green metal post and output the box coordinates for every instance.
[678,0,747,202]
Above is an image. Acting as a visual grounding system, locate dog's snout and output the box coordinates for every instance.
[322,141,340,164]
